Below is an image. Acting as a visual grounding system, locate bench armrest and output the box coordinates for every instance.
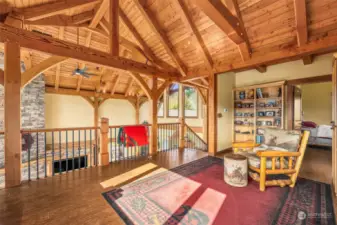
[256,151,301,157]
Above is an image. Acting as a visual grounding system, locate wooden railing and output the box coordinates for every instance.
[157,123,180,152]
[0,120,207,188]
[108,124,151,161]
[184,123,208,152]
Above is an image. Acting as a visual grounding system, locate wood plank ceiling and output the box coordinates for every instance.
[0,0,336,98]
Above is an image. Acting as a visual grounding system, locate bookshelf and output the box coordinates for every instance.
[233,81,285,144]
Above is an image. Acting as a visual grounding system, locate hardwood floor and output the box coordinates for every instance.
[0,149,208,225]
[0,147,333,225]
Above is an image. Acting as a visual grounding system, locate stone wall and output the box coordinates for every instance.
[0,73,46,187]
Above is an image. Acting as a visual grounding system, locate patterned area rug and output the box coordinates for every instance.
[102,157,336,225]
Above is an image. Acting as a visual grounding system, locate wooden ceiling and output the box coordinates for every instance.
[0,0,337,99]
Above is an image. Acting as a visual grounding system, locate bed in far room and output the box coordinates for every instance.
[301,121,332,148]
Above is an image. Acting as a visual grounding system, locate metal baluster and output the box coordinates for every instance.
[36,132,39,179]
[90,129,92,167]
[78,130,81,170]
[84,129,87,168]
[72,130,75,170]
[59,131,62,174]
[110,128,112,162]
[52,131,55,176]
[66,130,68,172]
[114,128,117,162]
[44,132,47,178]
[28,134,31,181]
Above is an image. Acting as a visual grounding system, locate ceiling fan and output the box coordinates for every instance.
[72,66,97,78]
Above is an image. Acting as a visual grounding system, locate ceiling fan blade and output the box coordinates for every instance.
[82,73,90,79]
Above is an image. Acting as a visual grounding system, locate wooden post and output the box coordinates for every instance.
[135,97,140,124]
[203,103,208,141]
[208,73,217,156]
[99,117,109,166]
[259,157,267,191]
[110,0,119,56]
[179,84,185,150]
[4,41,22,187]
[149,77,158,155]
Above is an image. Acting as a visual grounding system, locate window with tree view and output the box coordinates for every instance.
[184,86,198,117]
[167,83,179,117]
[158,94,164,117]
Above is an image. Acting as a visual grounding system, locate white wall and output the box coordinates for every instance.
[99,99,135,125]
[45,94,136,128]
[45,94,94,128]
[236,54,333,87]
[217,72,235,151]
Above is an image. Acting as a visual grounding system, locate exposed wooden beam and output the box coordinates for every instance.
[184,81,209,89]
[99,18,151,64]
[111,74,120,95]
[82,96,95,107]
[109,0,119,56]
[176,0,213,72]
[46,86,136,101]
[185,33,337,76]
[21,55,68,88]
[256,65,267,73]
[55,27,65,90]
[24,11,94,26]
[90,0,109,28]
[0,23,179,78]
[18,0,100,21]
[119,9,175,71]
[200,78,209,86]
[294,0,308,46]
[133,0,187,76]
[156,80,171,97]
[224,0,251,61]
[302,55,313,65]
[192,0,244,45]
[125,78,134,96]
[180,73,209,82]
[128,72,152,99]
[0,69,3,86]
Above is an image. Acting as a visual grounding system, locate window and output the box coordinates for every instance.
[158,94,164,117]
[184,86,198,118]
[167,83,179,117]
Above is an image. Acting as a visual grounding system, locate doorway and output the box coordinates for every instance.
[287,75,332,184]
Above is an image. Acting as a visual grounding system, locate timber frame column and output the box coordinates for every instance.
[179,84,185,150]
[135,97,140,124]
[208,73,217,156]
[149,77,158,155]
[99,117,109,166]
[4,41,22,187]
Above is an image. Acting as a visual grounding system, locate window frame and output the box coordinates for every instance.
[183,86,199,118]
[166,84,180,118]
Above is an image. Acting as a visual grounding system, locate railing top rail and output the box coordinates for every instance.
[108,124,151,129]
[185,123,207,145]
[158,123,180,125]
[20,126,99,133]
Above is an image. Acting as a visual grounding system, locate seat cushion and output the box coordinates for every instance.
[263,128,301,152]
[237,151,287,169]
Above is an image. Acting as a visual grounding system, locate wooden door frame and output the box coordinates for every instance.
[286,74,332,130]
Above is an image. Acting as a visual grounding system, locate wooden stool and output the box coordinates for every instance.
[224,153,248,187]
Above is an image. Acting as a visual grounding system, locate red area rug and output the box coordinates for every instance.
[103,157,336,225]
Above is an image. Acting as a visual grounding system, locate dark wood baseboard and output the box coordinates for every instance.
[216,147,232,155]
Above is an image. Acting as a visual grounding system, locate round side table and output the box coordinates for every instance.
[224,153,248,187]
